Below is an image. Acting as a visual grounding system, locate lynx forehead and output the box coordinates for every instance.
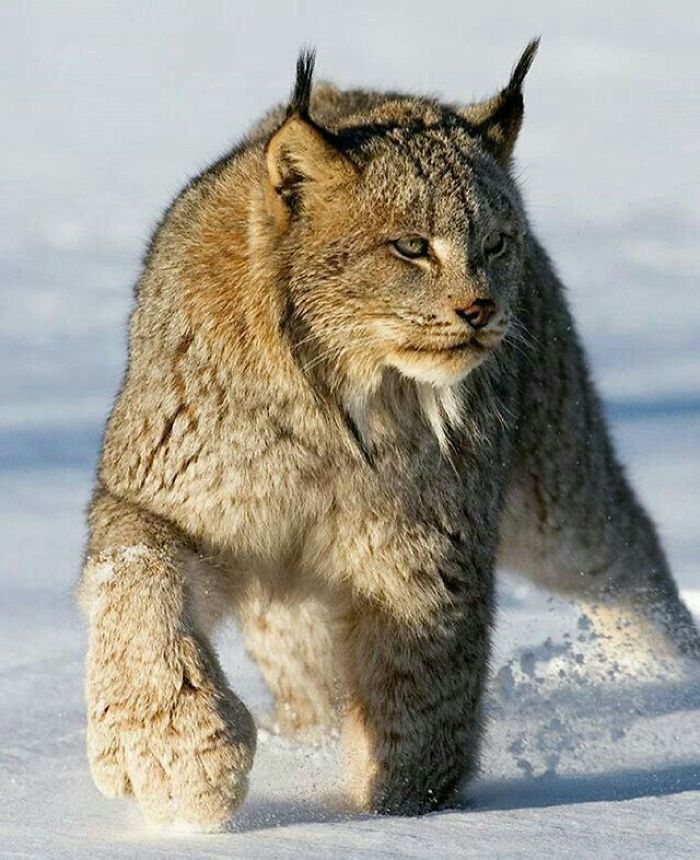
[79,40,700,832]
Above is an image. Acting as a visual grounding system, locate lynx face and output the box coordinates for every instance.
[287,134,525,389]
[265,46,537,396]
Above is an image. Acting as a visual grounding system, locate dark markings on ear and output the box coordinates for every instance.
[288,48,316,119]
[265,49,356,221]
[482,37,539,136]
[466,37,540,165]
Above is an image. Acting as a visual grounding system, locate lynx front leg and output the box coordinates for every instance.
[339,573,492,815]
[78,491,256,830]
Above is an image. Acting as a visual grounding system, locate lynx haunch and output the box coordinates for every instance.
[79,42,700,829]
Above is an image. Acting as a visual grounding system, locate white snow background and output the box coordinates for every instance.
[2,1,699,857]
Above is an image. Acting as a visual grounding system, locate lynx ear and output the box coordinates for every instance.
[462,38,539,165]
[265,50,355,219]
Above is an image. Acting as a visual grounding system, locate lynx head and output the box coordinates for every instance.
[262,43,538,431]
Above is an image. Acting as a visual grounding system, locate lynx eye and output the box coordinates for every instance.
[390,236,430,260]
[482,230,508,260]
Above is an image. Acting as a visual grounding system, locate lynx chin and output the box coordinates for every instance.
[78,41,700,830]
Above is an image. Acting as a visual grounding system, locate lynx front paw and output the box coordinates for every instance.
[87,676,256,831]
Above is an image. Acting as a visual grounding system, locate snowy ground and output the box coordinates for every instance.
[2,2,699,857]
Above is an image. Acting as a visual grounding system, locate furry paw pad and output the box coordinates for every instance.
[88,677,256,830]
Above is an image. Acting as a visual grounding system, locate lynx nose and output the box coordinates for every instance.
[455,299,496,331]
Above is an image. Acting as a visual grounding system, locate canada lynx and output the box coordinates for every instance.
[79,42,699,829]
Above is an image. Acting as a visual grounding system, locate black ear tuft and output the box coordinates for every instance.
[460,37,540,165]
[265,50,354,221]
[506,37,540,94]
[288,48,316,119]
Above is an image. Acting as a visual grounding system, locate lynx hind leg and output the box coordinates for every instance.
[238,592,341,738]
[498,474,700,664]
[79,491,256,831]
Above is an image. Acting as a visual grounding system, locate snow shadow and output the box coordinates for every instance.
[228,759,700,835]
[0,424,101,471]
[470,762,700,812]
[214,760,700,837]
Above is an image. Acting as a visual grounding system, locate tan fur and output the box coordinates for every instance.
[79,44,699,828]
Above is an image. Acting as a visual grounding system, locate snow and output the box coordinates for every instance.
[2,2,699,857]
